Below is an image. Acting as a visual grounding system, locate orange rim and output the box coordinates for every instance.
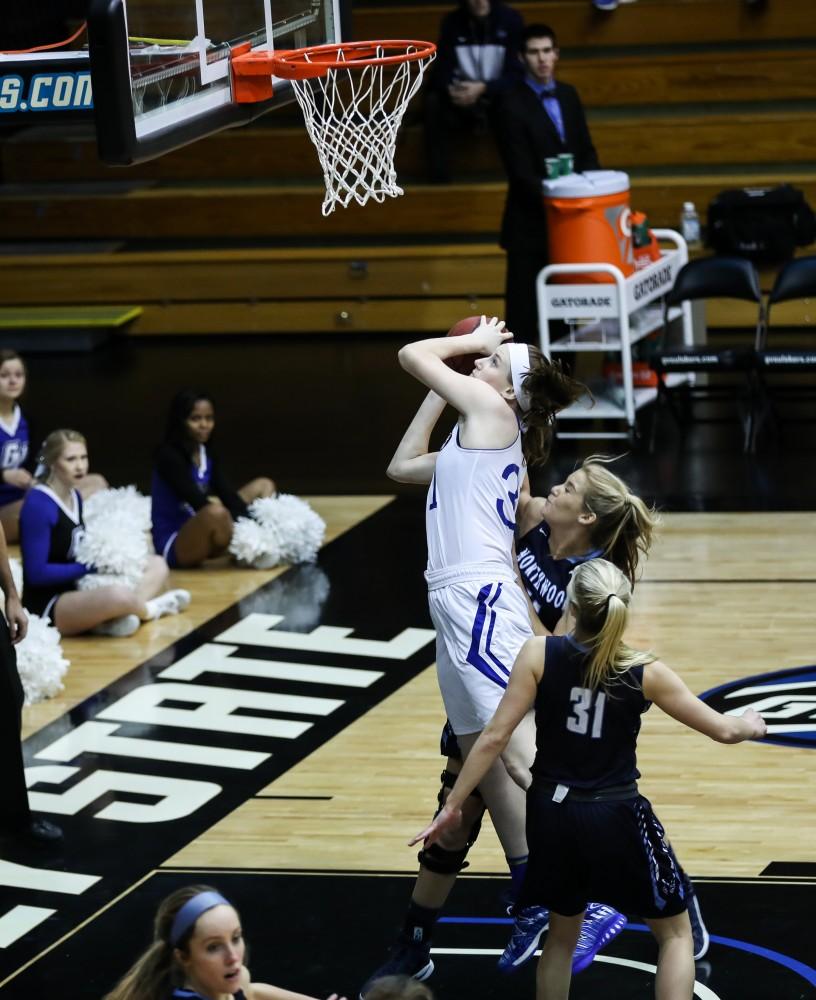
[267,39,436,80]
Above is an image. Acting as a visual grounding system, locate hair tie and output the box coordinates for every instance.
[170,891,230,947]
[604,593,616,610]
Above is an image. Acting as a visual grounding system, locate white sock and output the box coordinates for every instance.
[145,589,192,620]
[91,614,140,638]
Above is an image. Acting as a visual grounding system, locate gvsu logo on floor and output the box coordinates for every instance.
[700,665,816,749]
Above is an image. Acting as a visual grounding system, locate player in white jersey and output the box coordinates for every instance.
[425,421,533,738]
[360,319,584,996]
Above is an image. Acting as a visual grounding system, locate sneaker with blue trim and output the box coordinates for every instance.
[359,940,434,999]
[498,905,550,973]
[572,903,627,974]
[685,881,710,959]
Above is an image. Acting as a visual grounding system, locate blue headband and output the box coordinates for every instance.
[170,891,230,947]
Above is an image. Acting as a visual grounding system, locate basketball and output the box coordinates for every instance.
[445,315,482,374]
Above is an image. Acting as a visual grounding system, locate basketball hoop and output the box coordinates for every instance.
[232,40,436,215]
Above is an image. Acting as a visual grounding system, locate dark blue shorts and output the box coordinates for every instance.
[440,719,462,759]
[0,485,25,509]
[152,529,180,569]
[517,785,688,920]
[21,584,62,624]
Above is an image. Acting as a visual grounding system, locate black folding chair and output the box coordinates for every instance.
[752,255,816,448]
[649,256,764,452]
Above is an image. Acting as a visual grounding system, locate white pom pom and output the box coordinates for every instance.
[74,486,151,589]
[229,494,325,569]
[16,613,70,705]
[262,494,325,564]
[229,516,282,569]
[83,484,151,530]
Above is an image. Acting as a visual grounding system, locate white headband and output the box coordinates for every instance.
[507,343,531,412]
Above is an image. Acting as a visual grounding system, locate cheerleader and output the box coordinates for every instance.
[103,885,347,1000]
[152,390,275,569]
[0,349,108,542]
[20,430,190,638]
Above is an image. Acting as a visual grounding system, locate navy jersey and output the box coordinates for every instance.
[516,520,601,631]
[531,634,650,790]
[0,405,30,507]
[19,485,87,617]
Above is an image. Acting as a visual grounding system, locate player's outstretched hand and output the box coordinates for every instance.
[408,804,463,849]
[471,315,512,356]
[741,707,767,740]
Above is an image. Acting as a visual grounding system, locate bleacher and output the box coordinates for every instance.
[1,0,815,338]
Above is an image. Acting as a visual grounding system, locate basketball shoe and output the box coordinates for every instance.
[359,939,434,999]
[684,880,710,959]
[498,905,550,972]
[572,903,628,973]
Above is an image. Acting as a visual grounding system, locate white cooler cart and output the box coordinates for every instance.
[536,229,694,441]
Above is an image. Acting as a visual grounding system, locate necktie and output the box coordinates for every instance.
[540,86,565,144]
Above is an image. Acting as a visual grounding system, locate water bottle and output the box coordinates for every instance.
[680,201,702,249]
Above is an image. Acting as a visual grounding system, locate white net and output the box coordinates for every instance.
[288,44,436,216]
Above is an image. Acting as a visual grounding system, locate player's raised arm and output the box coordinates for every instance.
[515,472,548,538]
[397,317,514,420]
[386,390,448,484]
[643,660,767,744]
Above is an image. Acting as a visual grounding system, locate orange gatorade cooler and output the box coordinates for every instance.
[542,170,635,283]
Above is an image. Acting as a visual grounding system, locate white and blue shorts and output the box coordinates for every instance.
[426,564,533,736]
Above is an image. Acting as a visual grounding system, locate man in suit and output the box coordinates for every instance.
[496,23,600,344]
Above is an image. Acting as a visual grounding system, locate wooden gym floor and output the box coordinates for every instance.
[1,495,814,999]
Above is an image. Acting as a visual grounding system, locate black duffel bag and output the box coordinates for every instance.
[706,184,816,265]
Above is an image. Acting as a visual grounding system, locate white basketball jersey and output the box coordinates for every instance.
[426,425,525,575]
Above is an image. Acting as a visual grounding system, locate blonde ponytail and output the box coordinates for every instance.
[567,559,655,690]
[580,456,661,585]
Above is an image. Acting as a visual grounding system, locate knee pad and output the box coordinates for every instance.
[417,771,486,875]
[438,769,483,811]
[437,771,485,844]
[418,841,471,876]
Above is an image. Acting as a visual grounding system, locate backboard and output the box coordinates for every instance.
[88,0,348,164]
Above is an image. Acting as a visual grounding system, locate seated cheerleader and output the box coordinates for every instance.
[152,389,275,569]
[0,349,109,543]
[103,884,347,1000]
[20,429,190,638]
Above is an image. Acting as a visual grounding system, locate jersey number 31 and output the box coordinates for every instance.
[567,687,606,738]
